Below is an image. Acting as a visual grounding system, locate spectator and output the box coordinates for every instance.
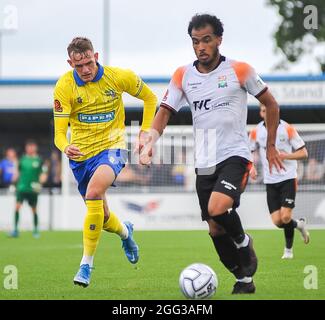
[172,164,186,186]
[172,150,196,188]
[0,148,18,189]
[47,150,62,188]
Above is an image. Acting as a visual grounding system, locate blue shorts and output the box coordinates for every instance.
[69,149,128,196]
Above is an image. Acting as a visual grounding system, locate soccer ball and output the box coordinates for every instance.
[179,263,218,299]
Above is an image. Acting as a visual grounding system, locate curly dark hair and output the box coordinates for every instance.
[188,14,224,37]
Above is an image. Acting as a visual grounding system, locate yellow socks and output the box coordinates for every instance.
[103,211,128,239]
[83,200,104,258]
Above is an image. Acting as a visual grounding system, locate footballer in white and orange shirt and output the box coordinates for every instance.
[249,104,309,259]
[159,57,273,224]
[140,14,283,294]
[161,57,267,169]
[249,118,306,184]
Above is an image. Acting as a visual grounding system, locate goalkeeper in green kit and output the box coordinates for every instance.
[10,140,48,238]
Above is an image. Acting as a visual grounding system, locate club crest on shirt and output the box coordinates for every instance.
[105,89,117,98]
[32,161,40,168]
[54,99,63,112]
[218,75,228,88]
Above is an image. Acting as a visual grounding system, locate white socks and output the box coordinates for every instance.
[80,255,94,268]
[120,223,129,240]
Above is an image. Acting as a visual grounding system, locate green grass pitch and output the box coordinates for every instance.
[0,230,324,300]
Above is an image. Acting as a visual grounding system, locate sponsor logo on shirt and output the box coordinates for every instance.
[193,99,211,111]
[211,102,230,110]
[188,82,202,89]
[78,111,115,123]
[193,100,229,111]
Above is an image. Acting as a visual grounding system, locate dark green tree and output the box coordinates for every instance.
[267,0,325,72]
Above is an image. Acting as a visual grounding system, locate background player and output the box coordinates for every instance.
[53,37,157,287]
[249,104,310,259]
[140,13,284,294]
[10,140,47,238]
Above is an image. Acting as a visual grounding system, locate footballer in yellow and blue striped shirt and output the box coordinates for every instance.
[53,37,157,287]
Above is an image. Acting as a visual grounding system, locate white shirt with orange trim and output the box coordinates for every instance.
[161,57,267,169]
[249,120,305,184]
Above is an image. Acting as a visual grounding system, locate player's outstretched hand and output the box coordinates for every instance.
[31,182,41,193]
[249,165,257,180]
[267,145,285,174]
[64,145,84,160]
[139,146,152,166]
[133,130,149,156]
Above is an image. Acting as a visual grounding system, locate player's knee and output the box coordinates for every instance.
[208,203,227,217]
[85,188,103,200]
[281,214,292,224]
[271,215,282,227]
[280,207,292,224]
